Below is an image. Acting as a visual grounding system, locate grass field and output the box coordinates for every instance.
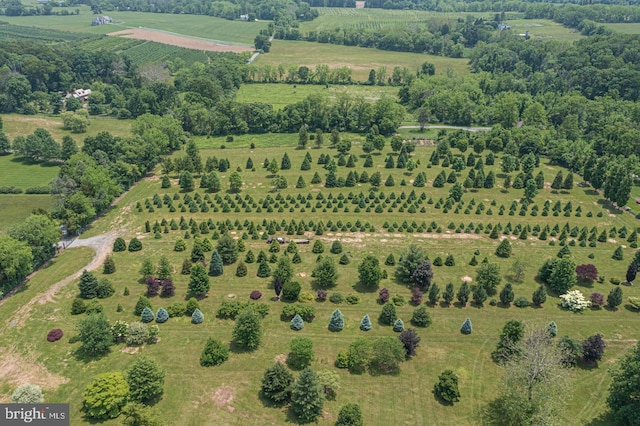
[0,7,267,45]
[504,19,584,42]
[0,155,59,189]
[3,133,640,424]
[256,40,470,81]
[603,23,640,34]
[236,83,400,110]
[0,194,55,233]
[0,114,132,145]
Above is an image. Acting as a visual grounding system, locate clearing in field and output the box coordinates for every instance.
[504,19,584,42]
[108,28,254,53]
[257,40,470,80]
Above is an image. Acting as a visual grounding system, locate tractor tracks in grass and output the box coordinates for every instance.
[471,337,492,419]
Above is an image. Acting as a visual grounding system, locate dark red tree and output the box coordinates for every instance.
[378,288,390,304]
[576,264,598,283]
[582,333,606,364]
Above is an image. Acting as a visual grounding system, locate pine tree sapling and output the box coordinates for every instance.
[191,308,204,324]
[393,318,405,332]
[379,302,397,325]
[360,314,372,331]
[126,356,165,403]
[290,314,304,331]
[411,305,432,327]
[495,238,512,258]
[208,250,224,276]
[461,318,473,335]
[532,285,547,306]
[336,403,363,426]
[547,321,558,337]
[608,287,623,309]
[328,309,344,332]
[185,298,200,316]
[155,307,169,323]
[140,307,154,323]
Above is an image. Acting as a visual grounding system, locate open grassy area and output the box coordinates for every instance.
[0,154,59,189]
[4,132,640,424]
[1,114,132,146]
[0,194,55,233]
[236,83,400,110]
[504,19,584,42]
[0,7,267,45]
[603,23,640,34]
[256,40,470,81]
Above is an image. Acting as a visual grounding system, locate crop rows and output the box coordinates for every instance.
[0,22,92,42]
[78,36,145,53]
[122,41,213,66]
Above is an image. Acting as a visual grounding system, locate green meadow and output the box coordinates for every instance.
[255,40,471,81]
[3,133,639,424]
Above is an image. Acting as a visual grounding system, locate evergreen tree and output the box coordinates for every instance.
[199,338,227,366]
[188,263,210,298]
[428,283,440,305]
[393,318,405,332]
[291,368,324,423]
[434,370,461,403]
[473,285,488,306]
[126,356,165,403]
[499,283,515,306]
[551,170,563,190]
[156,256,171,280]
[563,172,573,190]
[79,270,99,299]
[442,283,455,305]
[291,314,304,331]
[360,314,372,331]
[102,256,116,274]
[261,362,294,404]
[607,287,623,309]
[281,152,291,170]
[457,282,471,306]
[191,308,204,324]
[461,318,473,334]
[336,403,363,426]
[328,309,344,332]
[532,285,547,306]
[379,302,397,325]
[141,307,154,323]
[233,308,262,350]
[208,250,224,276]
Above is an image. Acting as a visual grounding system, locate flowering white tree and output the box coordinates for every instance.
[560,290,590,312]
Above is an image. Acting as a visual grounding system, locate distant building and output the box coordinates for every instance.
[91,15,112,26]
[65,89,92,101]
[498,23,511,30]
[240,14,249,21]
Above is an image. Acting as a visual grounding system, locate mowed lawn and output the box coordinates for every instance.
[504,19,584,42]
[0,154,59,188]
[6,136,640,424]
[236,84,400,110]
[256,40,471,81]
[604,23,640,34]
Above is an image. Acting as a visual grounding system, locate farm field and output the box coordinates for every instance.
[3,134,640,425]
[0,8,267,45]
[0,155,59,189]
[504,19,584,42]
[257,40,470,81]
[236,83,400,110]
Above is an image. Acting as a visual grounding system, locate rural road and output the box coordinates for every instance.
[4,232,116,328]
[398,125,491,132]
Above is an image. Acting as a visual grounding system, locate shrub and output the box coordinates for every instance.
[607,287,623,309]
[392,294,406,306]
[399,328,421,357]
[336,403,363,426]
[393,318,405,332]
[378,288,390,304]
[335,350,350,368]
[191,308,204,324]
[288,337,314,369]
[582,333,606,364]
[411,305,432,327]
[128,238,142,252]
[156,308,169,323]
[548,321,558,337]
[346,293,360,305]
[96,278,115,299]
[126,322,149,346]
[282,281,301,302]
[411,287,423,305]
[590,292,605,309]
[141,307,154,323]
[328,309,344,332]
[290,314,304,331]
[103,256,116,274]
[495,239,512,258]
[174,239,186,252]
[250,290,262,300]
[134,296,152,316]
[461,318,472,334]
[261,362,294,404]
[200,338,229,366]
[379,302,397,325]
[330,292,345,304]
[71,298,87,315]
[629,297,640,311]
[236,262,247,277]
[113,238,126,252]
[434,370,460,403]
[369,337,406,374]
[47,328,63,342]
[499,283,515,306]
[513,296,530,308]
[11,384,44,404]
[560,290,590,312]
[185,298,200,316]
[167,302,185,317]
[81,372,129,420]
[316,290,327,301]
[330,240,343,254]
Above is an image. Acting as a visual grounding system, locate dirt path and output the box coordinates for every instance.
[7,233,117,329]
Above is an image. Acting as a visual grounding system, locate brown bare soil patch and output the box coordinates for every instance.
[213,386,234,409]
[120,346,140,354]
[274,353,287,364]
[108,29,254,53]
[0,351,69,391]
[461,276,473,283]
